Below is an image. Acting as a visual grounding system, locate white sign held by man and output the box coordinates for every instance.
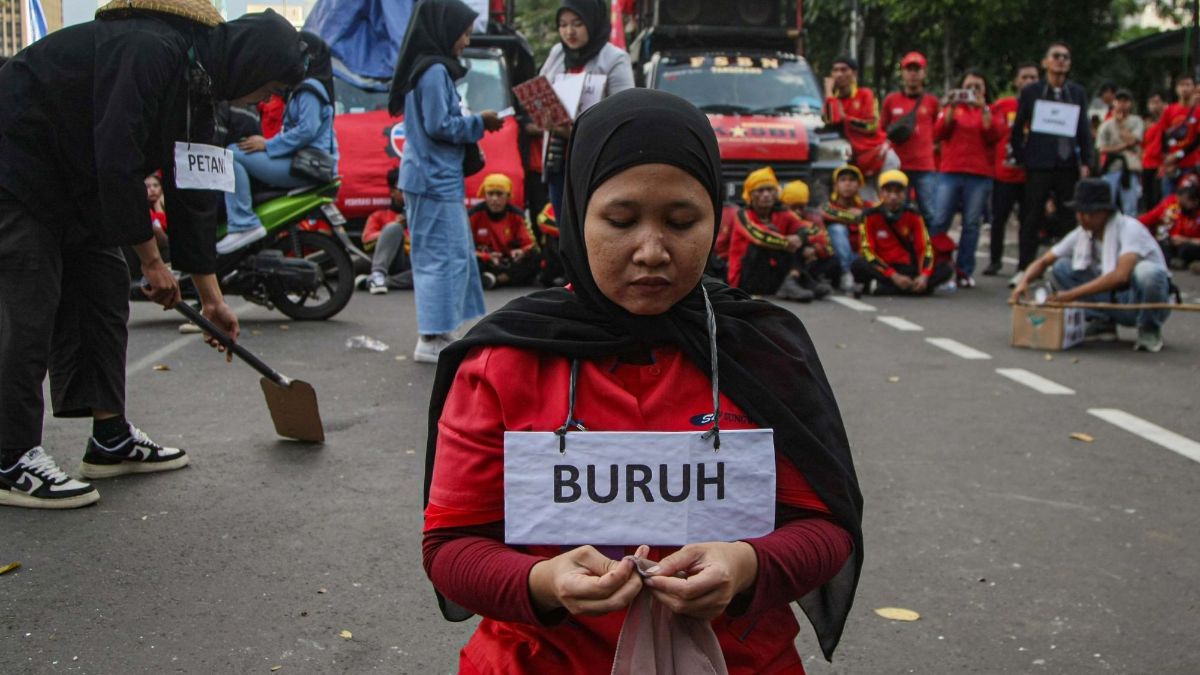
[1030,99,1081,138]
[173,142,235,193]
[503,429,776,546]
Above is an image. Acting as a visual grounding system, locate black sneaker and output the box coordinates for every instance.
[80,425,189,479]
[0,447,99,509]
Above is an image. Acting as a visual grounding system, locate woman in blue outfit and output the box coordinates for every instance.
[388,0,504,363]
[219,31,339,255]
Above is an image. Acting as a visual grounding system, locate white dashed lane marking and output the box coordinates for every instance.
[876,316,924,332]
[995,368,1075,395]
[1088,409,1200,464]
[925,337,992,360]
[829,296,877,312]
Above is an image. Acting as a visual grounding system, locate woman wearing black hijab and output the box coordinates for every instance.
[422,90,863,673]
[387,0,505,363]
[536,0,635,232]
[0,9,303,508]
[219,31,341,254]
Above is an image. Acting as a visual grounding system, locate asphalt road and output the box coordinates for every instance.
[4,244,1199,674]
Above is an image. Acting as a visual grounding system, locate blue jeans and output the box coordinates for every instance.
[907,170,939,227]
[931,172,992,277]
[1051,258,1171,330]
[1102,171,1141,215]
[826,223,856,272]
[224,145,310,232]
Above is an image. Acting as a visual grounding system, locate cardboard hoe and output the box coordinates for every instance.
[176,303,325,442]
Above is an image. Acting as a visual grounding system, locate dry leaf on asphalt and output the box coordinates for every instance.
[0,562,20,575]
[271,667,282,672]
[279,325,290,331]
[1069,432,1095,443]
[339,630,353,640]
[152,364,170,371]
[887,376,901,383]
[1044,353,1054,361]
[875,607,920,621]
[317,588,327,594]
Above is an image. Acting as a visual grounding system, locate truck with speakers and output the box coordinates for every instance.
[626,0,850,205]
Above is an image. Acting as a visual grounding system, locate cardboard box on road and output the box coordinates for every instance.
[1011,305,1086,351]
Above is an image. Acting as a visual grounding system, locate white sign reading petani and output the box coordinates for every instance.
[174,142,235,193]
[503,429,776,546]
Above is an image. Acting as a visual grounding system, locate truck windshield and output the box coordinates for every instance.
[333,55,509,115]
[657,55,823,115]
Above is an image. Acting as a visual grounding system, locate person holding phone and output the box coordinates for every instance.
[931,69,1005,288]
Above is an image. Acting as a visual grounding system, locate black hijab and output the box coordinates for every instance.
[387,0,478,116]
[424,89,863,661]
[299,31,336,106]
[198,10,305,101]
[557,0,611,70]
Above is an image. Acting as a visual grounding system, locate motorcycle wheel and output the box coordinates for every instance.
[267,229,354,321]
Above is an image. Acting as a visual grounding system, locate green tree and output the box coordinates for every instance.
[514,0,563,64]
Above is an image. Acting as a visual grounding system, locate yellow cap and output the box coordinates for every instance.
[878,169,909,188]
[477,173,513,197]
[780,181,810,206]
[742,167,780,203]
[832,164,864,185]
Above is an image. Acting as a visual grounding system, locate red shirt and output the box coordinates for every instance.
[1138,194,1200,239]
[880,92,939,172]
[1143,116,1164,171]
[726,207,803,289]
[469,205,535,258]
[362,208,403,248]
[1159,102,1200,169]
[934,104,1004,177]
[860,206,934,277]
[149,209,167,232]
[257,95,285,138]
[426,345,844,675]
[991,97,1026,184]
[823,85,888,175]
[821,197,870,252]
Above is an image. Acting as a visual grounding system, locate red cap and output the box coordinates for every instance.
[900,52,927,69]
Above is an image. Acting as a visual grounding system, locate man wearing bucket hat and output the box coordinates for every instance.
[0,3,305,509]
[1012,178,1172,352]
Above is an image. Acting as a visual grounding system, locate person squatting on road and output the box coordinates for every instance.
[219,30,339,255]
[852,170,954,296]
[421,90,862,674]
[781,180,844,295]
[1012,179,1173,352]
[821,164,873,292]
[469,173,539,289]
[1138,173,1200,273]
[388,0,505,364]
[0,7,304,509]
[722,167,829,302]
[362,167,413,295]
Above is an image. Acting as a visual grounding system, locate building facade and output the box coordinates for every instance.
[1,0,63,57]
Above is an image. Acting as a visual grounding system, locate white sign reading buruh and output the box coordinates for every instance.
[174,141,235,193]
[503,429,776,546]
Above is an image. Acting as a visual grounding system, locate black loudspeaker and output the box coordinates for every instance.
[659,0,781,27]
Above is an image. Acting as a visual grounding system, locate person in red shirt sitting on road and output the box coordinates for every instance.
[821,164,873,293]
[881,52,940,226]
[984,63,1041,277]
[725,167,818,301]
[362,167,413,295]
[852,170,953,296]
[930,69,1005,288]
[822,55,898,193]
[469,173,538,288]
[1139,174,1200,273]
[781,180,841,296]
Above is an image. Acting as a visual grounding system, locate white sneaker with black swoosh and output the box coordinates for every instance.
[0,447,99,509]
[80,425,190,479]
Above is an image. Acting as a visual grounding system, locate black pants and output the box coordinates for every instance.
[851,259,953,295]
[538,237,566,286]
[0,196,129,450]
[1163,241,1200,266]
[1142,169,1162,212]
[480,254,538,287]
[1019,167,1079,270]
[802,256,842,286]
[990,181,1023,266]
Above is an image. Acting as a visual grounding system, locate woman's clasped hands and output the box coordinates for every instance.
[529,541,758,620]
